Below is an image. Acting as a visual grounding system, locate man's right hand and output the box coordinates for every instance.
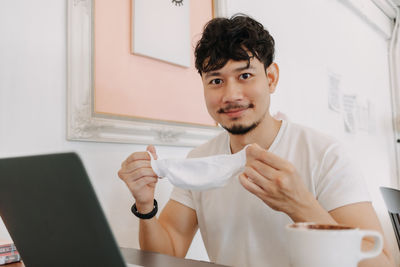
[118,145,159,213]
[118,145,198,257]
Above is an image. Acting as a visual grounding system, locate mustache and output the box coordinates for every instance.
[217,103,254,113]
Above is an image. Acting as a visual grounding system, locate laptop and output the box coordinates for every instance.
[0,153,226,267]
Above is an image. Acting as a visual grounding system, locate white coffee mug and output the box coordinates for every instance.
[286,222,383,267]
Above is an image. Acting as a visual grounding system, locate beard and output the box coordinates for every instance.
[217,102,268,135]
[221,116,263,135]
[222,122,259,135]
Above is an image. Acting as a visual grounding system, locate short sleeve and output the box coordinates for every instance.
[170,186,195,210]
[315,143,371,212]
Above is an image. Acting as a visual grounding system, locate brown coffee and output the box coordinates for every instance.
[289,223,354,230]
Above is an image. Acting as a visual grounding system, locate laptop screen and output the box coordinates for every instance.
[0,153,127,267]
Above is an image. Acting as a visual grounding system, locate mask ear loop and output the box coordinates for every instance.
[242,144,251,158]
[237,144,250,174]
[147,151,163,179]
[147,150,154,160]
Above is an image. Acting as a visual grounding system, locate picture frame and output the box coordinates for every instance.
[67,0,227,146]
[131,0,191,67]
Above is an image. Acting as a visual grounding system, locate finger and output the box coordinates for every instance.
[120,167,157,183]
[131,167,158,180]
[125,151,151,164]
[146,145,158,160]
[243,166,275,191]
[239,173,265,197]
[247,160,279,182]
[247,143,287,170]
[131,176,158,192]
[147,181,157,188]
[120,160,151,174]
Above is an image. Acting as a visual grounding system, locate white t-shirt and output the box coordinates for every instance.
[170,120,370,267]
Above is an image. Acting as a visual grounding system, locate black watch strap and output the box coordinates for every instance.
[131,199,158,219]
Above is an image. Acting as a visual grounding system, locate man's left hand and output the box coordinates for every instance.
[239,143,316,220]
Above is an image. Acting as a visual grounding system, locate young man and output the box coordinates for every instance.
[118,15,394,267]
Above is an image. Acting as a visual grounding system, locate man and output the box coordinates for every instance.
[118,15,394,267]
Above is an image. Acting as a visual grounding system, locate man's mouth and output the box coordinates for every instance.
[217,103,254,117]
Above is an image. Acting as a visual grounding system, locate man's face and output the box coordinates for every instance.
[201,57,277,135]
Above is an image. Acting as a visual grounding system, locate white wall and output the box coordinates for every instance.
[0,0,207,260]
[226,0,400,264]
[0,0,399,265]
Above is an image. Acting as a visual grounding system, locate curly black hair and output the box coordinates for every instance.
[195,14,275,75]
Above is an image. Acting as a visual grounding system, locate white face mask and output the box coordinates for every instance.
[148,146,248,191]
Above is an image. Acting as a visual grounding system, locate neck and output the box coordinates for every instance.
[229,115,282,154]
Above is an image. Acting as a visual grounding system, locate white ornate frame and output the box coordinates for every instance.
[67,0,227,146]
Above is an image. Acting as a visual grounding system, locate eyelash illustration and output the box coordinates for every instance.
[172,0,184,6]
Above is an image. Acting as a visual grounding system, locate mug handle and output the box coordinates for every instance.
[358,230,383,260]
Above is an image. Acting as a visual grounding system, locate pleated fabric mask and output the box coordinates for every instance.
[148,145,249,191]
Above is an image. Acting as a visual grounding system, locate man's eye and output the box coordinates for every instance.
[210,79,223,85]
[240,73,251,80]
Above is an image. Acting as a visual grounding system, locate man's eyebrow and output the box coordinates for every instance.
[204,64,256,79]
[204,72,221,79]
[234,64,256,72]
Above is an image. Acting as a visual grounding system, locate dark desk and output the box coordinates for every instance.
[121,247,228,266]
[6,247,229,267]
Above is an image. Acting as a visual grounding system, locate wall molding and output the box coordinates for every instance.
[67,0,222,147]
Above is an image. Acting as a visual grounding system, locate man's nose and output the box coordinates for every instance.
[222,81,243,103]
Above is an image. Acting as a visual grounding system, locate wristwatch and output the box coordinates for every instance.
[131,199,158,219]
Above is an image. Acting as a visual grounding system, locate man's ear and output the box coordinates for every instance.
[266,63,279,93]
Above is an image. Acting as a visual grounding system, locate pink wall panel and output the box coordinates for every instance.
[94,0,216,126]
